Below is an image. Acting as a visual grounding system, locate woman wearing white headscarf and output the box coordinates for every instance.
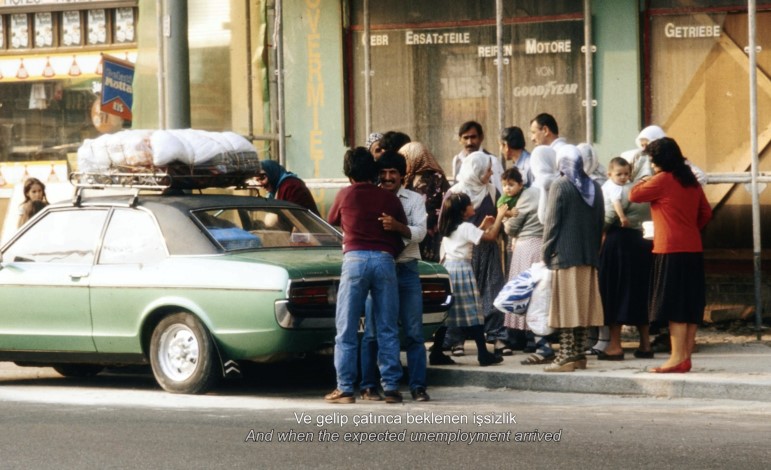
[636,125,707,186]
[505,145,558,364]
[577,142,607,185]
[530,145,558,225]
[441,151,508,356]
[541,145,605,372]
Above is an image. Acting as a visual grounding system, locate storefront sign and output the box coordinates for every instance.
[3,0,109,5]
[478,44,513,58]
[100,54,134,121]
[512,81,578,98]
[405,30,470,45]
[525,38,572,54]
[664,22,720,38]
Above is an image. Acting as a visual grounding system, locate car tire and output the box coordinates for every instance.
[53,364,104,377]
[149,312,219,394]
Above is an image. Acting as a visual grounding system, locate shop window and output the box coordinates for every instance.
[350,1,585,173]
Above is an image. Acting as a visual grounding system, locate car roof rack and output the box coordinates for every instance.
[70,171,171,207]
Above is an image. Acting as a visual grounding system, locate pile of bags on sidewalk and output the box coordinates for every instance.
[76,129,260,189]
[493,261,554,336]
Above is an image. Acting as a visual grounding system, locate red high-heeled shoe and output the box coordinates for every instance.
[650,358,691,373]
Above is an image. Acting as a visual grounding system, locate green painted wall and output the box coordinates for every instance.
[592,0,643,163]
[282,0,349,217]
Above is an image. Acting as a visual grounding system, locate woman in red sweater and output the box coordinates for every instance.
[629,137,711,373]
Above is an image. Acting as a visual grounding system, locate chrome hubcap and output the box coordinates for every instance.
[158,324,199,382]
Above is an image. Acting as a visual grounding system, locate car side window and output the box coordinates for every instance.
[99,209,167,264]
[3,209,108,264]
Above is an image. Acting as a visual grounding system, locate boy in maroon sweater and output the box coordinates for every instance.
[325,147,407,404]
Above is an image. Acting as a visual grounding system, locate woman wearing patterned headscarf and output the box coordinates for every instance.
[440,151,508,358]
[258,160,319,215]
[399,142,450,262]
[541,145,605,372]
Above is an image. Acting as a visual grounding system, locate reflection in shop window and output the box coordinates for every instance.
[0,80,102,162]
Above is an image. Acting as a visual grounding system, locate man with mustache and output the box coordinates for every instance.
[360,150,430,402]
[451,120,504,194]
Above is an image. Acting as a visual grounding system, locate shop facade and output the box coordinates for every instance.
[0,0,138,236]
[2,1,770,254]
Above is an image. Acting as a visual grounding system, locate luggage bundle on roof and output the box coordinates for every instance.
[75,129,260,189]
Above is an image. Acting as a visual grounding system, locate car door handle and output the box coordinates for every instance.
[69,272,90,281]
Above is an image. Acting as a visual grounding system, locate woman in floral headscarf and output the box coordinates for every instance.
[541,145,605,372]
[399,142,450,262]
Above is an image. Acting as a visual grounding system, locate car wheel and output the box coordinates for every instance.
[53,364,104,377]
[149,312,219,394]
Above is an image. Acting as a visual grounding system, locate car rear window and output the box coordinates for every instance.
[192,207,341,251]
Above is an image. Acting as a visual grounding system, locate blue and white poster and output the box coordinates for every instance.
[101,54,134,121]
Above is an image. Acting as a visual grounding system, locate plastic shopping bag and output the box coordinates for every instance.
[527,263,554,336]
[493,266,537,316]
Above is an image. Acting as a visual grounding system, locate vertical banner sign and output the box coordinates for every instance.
[101,54,134,121]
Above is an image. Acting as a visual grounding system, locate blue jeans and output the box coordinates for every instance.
[361,260,426,392]
[334,251,401,393]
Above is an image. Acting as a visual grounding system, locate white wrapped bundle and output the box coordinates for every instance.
[151,130,194,166]
[76,129,259,188]
[121,130,153,167]
[77,137,110,173]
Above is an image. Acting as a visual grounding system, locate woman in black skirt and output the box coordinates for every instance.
[629,138,712,373]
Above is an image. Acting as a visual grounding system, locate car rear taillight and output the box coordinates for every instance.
[289,284,337,306]
[421,279,453,312]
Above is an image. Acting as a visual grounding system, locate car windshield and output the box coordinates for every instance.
[192,206,342,251]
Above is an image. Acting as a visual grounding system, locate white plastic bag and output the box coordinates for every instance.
[494,267,537,315]
[527,263,554,336]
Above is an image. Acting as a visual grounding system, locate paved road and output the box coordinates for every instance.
[1,362,769,469]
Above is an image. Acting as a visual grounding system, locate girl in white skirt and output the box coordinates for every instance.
[429,192,507,366]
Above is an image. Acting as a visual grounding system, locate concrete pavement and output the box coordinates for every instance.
[426,339,771,402]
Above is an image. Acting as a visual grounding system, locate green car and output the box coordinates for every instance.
[0,192,452,394]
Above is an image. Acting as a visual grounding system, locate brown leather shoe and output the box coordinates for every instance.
[411,387,431,402]
[324,389,355,404]
[384,390,403,404]
[360,387,382,401]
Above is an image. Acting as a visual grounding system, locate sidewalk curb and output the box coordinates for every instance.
[427,364,771,402]
[422,340,771,402]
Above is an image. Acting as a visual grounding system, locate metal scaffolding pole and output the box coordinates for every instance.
[747,0,763,339]
[275,0,286,166]
[363,0,372,138]
[583,0,594,144]
[495,0,505,145]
